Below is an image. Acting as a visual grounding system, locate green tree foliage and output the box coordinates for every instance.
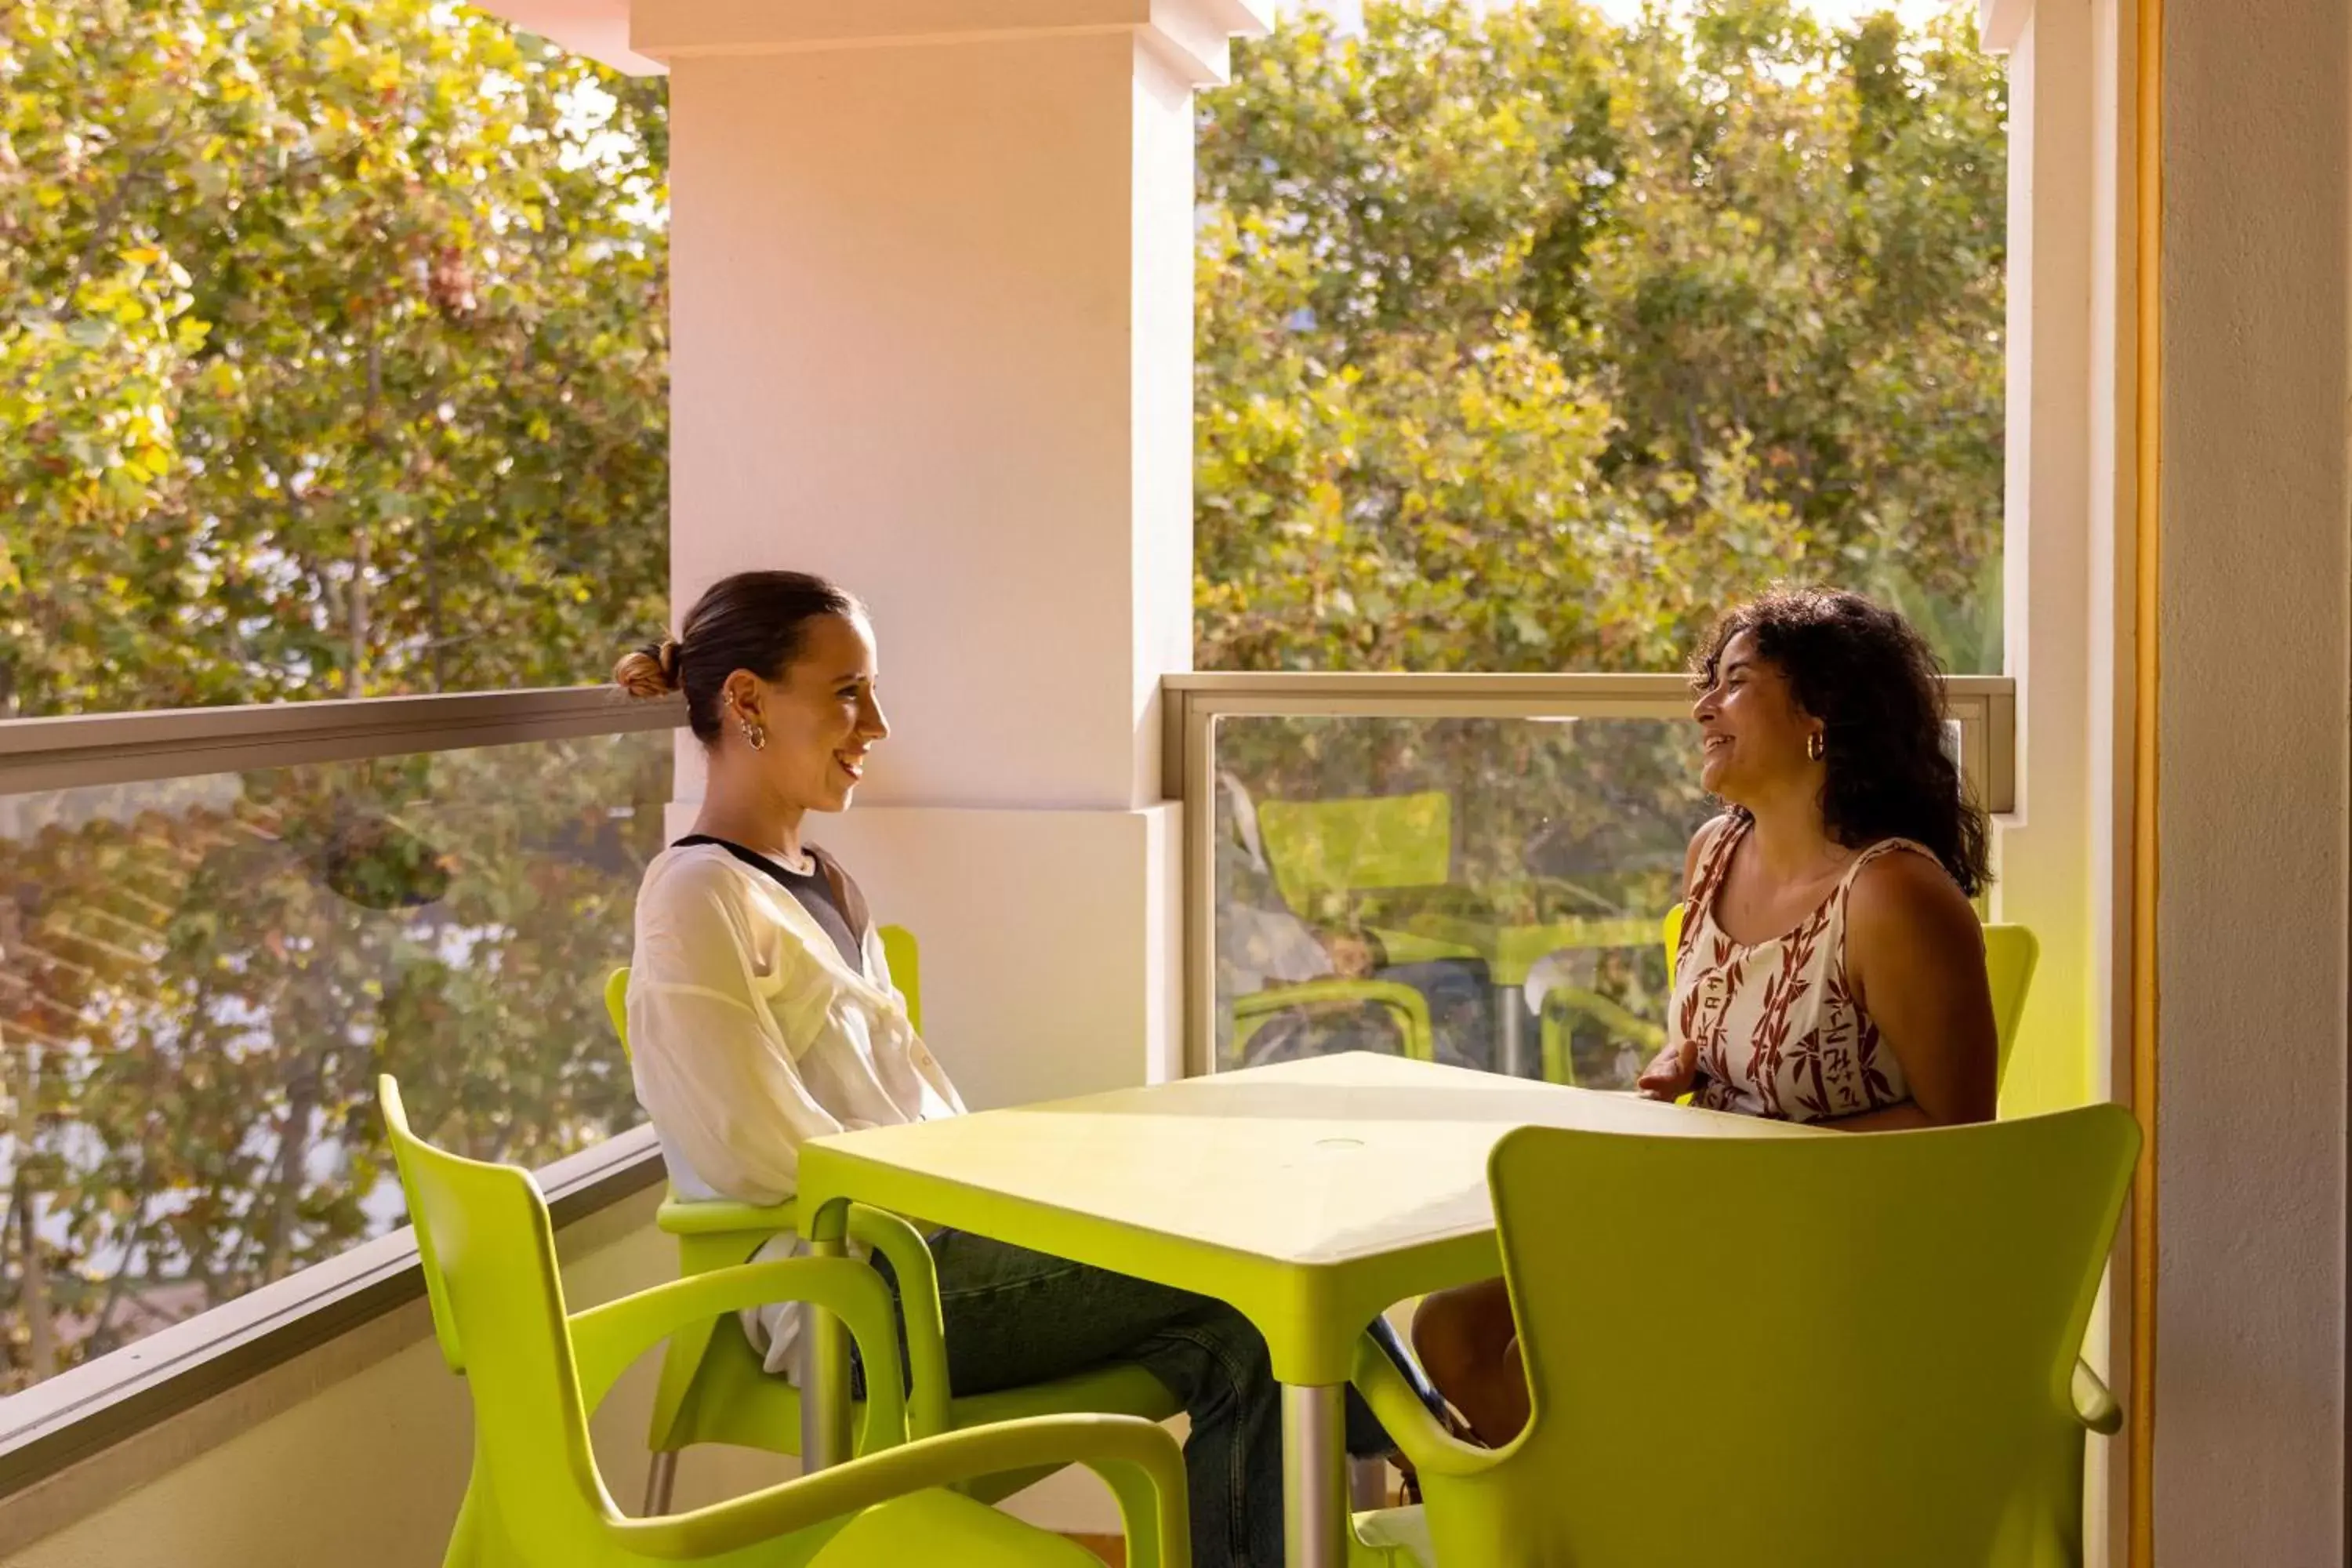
[1196,0,2005,674]
[1,0,668,716]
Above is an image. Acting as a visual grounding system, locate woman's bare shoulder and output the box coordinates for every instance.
[1847,847,1980,953]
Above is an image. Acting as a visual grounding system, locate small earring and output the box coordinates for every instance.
[739,718,768,752]
[1806,732,1826,763]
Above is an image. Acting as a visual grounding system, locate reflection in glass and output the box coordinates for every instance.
[1212,715,1715,1086]
[0,731,670,1392]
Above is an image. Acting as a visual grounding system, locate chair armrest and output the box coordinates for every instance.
[611,1413,1189,1568]
[656,1194,800,1237]
[2071,1356,2122,1436]
[1235,978,1430,1024]
[844,1205,953,1441]
[1539,985,1665,1050]
[1350,1332,1503,1481]
[1236,979,1436,1062]
[568,1256,905,1448]
[648,1196,954,1442]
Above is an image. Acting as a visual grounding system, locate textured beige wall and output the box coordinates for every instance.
[2154,0,2350,1557]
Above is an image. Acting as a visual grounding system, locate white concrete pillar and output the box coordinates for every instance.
[641,2,1271,1110]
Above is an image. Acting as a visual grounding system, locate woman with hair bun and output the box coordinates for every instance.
[615,570,1422,1566]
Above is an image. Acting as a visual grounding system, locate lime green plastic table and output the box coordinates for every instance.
[795,1051,1817,1566]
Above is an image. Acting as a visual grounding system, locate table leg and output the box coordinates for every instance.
[799,1235,855,1472]
[1283,1382,1352,1568]
[1495,982,1527,1077]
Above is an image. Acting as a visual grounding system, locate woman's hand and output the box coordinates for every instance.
[1635,1037,1698,1101]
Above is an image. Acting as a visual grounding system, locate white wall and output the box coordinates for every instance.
[2153,0,2350,1557]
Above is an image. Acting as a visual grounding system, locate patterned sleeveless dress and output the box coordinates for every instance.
[1671,815,1935,1123]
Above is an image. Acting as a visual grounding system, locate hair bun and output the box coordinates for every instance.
[612,636,683,699]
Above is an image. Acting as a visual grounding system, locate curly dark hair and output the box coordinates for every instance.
[1691,587,1991,896]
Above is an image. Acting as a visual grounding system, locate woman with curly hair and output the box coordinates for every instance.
[1409,586,1999,1446]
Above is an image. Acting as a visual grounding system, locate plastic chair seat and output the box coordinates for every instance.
[812,1487,1103,1566]
[1349,1109,2138,1568]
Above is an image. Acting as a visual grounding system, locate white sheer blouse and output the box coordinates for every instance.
[626,841,964,1373]
[626,840,965,1206]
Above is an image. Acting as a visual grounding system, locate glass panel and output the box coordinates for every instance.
[1212,714,1713,1083]
[0,731,670,1393]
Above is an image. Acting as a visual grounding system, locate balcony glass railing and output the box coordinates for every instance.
[0,726,670,1392]
[1168,673,2013,1080]
[0,670,2013,1417]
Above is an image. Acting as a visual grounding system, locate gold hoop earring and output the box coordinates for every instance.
[740,718,768,752]
[1806,732,1825,763]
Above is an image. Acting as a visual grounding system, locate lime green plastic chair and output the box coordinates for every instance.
[376,1076,1188,1568]
[1351,1105,2139,1567]
[1541,906,2040,1091]
[605,928,1178,1514]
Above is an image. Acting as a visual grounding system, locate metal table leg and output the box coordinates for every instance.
[1496,982,1527,1077]
[1283,1381,1351,1568]
[799,1234,855,1472]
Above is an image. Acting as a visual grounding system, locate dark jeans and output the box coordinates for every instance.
[851,1229,1421,1568]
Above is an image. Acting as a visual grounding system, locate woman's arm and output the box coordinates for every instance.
[1840,852,1999,1128]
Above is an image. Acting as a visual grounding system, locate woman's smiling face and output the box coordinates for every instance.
[1691,628,1821,806]
[725,611,889,815]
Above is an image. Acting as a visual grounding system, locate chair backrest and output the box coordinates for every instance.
[1983,924,2040,1089]
[603,924,923,1058]
[1254,791,1451,912]
[1477,1107,2138,1566]
[378,1076,610,1548]
[879,924,921,1033]
[1661,903,2038,1094]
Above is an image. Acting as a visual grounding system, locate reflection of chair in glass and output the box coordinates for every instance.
[1236,789,1483,1062]
[1348,1106,2138,1567]
[602,938,1178,1515]
[1540,906,2041,1092]
[376,1076,1189,1568]
[1254,790,1454,918]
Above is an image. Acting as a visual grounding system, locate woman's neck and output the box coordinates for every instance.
[1743,794,1846,884]
[690,789,808,864]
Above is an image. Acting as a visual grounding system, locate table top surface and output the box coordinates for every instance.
[799,1051,1809,1270]
[796,1052,1815,1381]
